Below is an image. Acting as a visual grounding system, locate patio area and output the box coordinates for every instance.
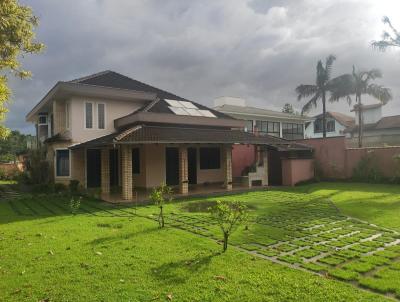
[100,182,265,204]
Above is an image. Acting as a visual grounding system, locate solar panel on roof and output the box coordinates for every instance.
[165,99,184,108]
[185,108,203,116]
[169,106,188,115]
[179,101,198,109]
[199,110,216,118]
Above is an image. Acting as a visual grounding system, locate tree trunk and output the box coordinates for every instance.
[223,232,228,252]
[358,95,363,148]
[322,90,327,138]
[159,205,164,228]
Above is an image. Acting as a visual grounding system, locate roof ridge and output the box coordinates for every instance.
[69,70,113,83]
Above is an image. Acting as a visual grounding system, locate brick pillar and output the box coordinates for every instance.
[101,148,110,194]
[121,145,133,200]
[179,147,188,194]
[262,149,269,186]
[224,145,233,190]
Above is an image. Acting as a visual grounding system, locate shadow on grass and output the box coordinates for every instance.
[88,226,160,246]
[151,252,220,284]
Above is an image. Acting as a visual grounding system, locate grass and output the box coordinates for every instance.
[2,182,400,301]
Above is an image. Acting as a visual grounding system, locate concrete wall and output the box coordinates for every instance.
[282,159,314,186]
[299,137,400,179]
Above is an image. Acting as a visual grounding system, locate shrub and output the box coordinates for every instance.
[149,183,173,228]
[23,148,50,184]
[54,183,67,193]
[69,180,80,194]
[352,151,384,183]
[31,183,54,194]
[69,196,81,215]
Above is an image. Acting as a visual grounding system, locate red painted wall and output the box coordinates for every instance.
[232,145,255,177]
[282,159,314,186]
[298,137,400,179]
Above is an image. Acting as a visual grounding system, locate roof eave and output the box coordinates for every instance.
[25,82,157,123]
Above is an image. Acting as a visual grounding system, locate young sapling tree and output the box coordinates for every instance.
[149,183,172,228]
[210,200,248,252]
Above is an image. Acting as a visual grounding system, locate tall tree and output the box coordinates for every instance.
[296,55,346,138]
[371,16,400,51]
[282,103,295,114]
[0,1,44,139]
[330,66,392,147]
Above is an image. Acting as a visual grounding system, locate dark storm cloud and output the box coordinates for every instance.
[5,0,400,133]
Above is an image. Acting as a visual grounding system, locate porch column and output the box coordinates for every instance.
[121,145,133,200]
[224,145,233,191]
[262,149,269,186]
[179,147,188,194]
[101,148,110,194]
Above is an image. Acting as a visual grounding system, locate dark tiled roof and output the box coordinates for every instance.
[70,70,187,101]
[70,70,232,119]
[70,125,312,152]
[346,115,400,133]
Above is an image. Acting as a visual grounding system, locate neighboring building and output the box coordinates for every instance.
[26,71,313,201]
[305,112,355,138]
[345,104,400,147]
[213,97,310,140]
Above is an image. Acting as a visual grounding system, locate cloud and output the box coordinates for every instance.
[6,0,400,133]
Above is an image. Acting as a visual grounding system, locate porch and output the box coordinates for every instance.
[70,125,311,202]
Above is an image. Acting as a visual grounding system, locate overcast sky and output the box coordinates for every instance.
[6,0,400,134]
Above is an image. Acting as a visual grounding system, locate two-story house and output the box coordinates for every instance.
[305,112,355,138]
[26,71,313,201]
[213,97,310,140]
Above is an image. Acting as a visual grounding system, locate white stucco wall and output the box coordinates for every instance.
[305,118,346,138]
[69,96,145,143]
[355,106,382,125]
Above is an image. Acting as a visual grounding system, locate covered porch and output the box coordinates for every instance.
[70,124,309,203]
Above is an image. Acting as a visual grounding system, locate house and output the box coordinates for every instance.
[213,97,310,140]
[305,112,355,138]
[26,71,314,201]
[345,103,400,147]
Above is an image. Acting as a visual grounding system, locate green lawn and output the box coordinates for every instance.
[1,182,399,301]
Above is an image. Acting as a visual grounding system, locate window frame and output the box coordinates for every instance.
[65,102,70,130]
[199,147,221,170]
[55,148,71,178]
[97,102,106,130]
[84,101,95,129]
[327,120,335,132]
[255,120,280,137]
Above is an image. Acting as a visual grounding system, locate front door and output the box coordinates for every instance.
[87,149,101,188]
[188,148,197,184]
[165,147,179,186]
[268,150,282,186]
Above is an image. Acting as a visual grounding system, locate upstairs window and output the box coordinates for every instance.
[56,149,70,177]
[85,102,93,129]
[65,102,70,129]
[244,120,253,132]
[327,120,335,132]
[255,120,280,137]
[38,115,48,125]
[97,103,105,129]
[200,147,220,169]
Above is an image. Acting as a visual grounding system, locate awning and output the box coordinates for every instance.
[70,125,313,152]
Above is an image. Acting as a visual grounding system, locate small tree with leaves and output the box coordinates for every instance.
[149,183,173,228]
[282,103,295,114]
[210,200,247,252]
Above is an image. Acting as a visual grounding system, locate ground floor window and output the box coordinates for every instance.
[200,147,220,169]
[56,149,70,177]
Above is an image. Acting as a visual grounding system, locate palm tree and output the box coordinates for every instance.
[330,66,392,147]
[371,16,400,51]
[296,55,346,138]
